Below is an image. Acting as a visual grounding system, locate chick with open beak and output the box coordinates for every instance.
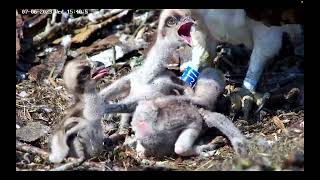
[49,59,109,164]
[62,58,109,97]
[158,10,211,87]
[179,19,211,87]
[177,16,196,45]
[157,10,196,48]
[90,61,109,80]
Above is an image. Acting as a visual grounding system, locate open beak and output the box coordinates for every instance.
[177,16,195,46]
[90,61,109,80]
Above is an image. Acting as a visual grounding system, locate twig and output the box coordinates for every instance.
[68,9,125,27]
[71,9,131,44]
[278,112,298,118]
[145,161,177,171]
[33,9,130,46]
[112,46,116,66]
[88,9,125,24]
[123,161,128,171]
[51,159,106,171]
[195,160,214,171]
[132,12,149,39]
[50,158,85,171]
[48,66,58,87]
[16,141,106,171]
[24,14,49,28]
[16,141,49,158]
[50,10,57,25]
[33,19,62,45]
[30,9,131,49]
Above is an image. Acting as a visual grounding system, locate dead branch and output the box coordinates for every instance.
[50,10,57,25]
[71,9,131,44]
[16,141,49,157]
[67,9,126,27]
[50,158,86,171]
[33,18,62,45]
[87,9,125,24]
[24,14,49,28]
[32,9,131,47]
[53,159,106,171]
[50,158,106,171]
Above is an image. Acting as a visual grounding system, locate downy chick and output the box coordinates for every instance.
[48,58,109,163]
[131,68,248,158]
[99,10,196,137]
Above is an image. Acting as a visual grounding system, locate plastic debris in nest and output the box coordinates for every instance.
[88,37,145,68]
[89,45,125,67]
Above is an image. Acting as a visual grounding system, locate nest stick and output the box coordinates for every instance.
[16,141,106,171]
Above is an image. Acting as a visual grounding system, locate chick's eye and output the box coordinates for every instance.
[166,16,177,27]
[79,67,90,78]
